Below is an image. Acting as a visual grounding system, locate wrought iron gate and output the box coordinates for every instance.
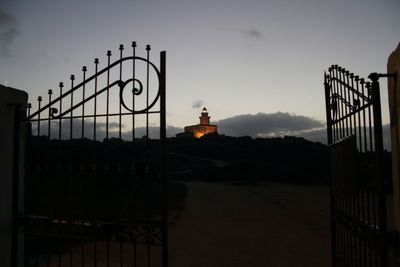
[18,42,167,267]
[324,65,396,266]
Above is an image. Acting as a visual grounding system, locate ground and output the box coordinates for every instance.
[169,182,331,267]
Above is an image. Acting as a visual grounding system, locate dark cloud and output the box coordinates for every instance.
[192,100,204,109]
[0,9,18,57]
[215,113,391,149]
[240,28,263,39]
[215,112,324,138]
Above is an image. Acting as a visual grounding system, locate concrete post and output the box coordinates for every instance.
[388,43,400,231]
[0,85,28,267]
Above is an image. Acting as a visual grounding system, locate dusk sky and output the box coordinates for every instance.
[0,0,399,140]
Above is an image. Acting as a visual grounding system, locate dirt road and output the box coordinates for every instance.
[169,182,331,267]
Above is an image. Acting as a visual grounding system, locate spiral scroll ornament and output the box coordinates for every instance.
[118,57,161,114]
[50,107,58,118]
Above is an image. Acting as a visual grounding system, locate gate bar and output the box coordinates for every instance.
[160,51,168,267]
[369,72,388,267]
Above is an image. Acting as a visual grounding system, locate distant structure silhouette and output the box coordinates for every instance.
[179,107,218,138]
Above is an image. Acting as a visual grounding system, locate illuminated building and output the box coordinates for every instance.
[182,107,218,138]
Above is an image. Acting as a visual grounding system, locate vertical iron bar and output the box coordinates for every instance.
[340,67,346,133]
[324,72,336,266]
[361,79,368,154]
[367,81,378,267]
[367,82,378,231]
[345,71,353,135]
[368,73,388,267]
[366,82,374,152]
[48,89,52,138]
[70,75,75,139]
[59,82,63,140]
[94,240,97,267]
[350,73,357,145]
[11,104,21,267]
[336,66,343,139]
[119,44,123,139]
[338,66,346,265]
[82,66,87,139]
[331,66,338,141]
[37,96,42,136]
[148,237,151,267]
[81,242,85,267]
[160,51,168,267]
[349,71,362,267]
[69,247,72,267]
[27,103,32,118]
[341,67,352,266]
[134,242,137,267]
[346,71,356,266]
[331,66,338,139]
[120,241,123,267]
[146,45,150,140]
[334,66,341,139]
[355,76,362,151]
[342,68,350,137]
[106,50,111,140]
[132,42,136,141]
[351,74,361,267]
[357,76,368,266]
[107,240,110,267]
[94,58,99,140]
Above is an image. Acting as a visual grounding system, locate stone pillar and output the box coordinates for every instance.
[388,43,400,231]
[0,85,28,267]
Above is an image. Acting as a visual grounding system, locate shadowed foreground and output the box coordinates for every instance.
[169,182,331,267]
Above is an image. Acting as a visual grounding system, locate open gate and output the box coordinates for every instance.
[18,42,167,267]
[324,65,398,266]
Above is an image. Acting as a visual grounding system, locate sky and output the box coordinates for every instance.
[0,0,399,141]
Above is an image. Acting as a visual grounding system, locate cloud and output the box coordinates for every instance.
[0,9,18,57]
[192,100,204,109]
[215,112,324,138]
[215,113,390,150]
[240,28,263,39]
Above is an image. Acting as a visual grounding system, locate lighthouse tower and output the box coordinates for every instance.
[181,107,218,138]
[199,107,210,125]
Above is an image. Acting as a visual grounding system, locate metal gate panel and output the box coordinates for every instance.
[324,65,388,266]
[19,42,167,267]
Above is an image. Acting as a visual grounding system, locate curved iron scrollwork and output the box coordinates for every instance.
[118,56,162,114]
[49,107,58,118]
[26,42,166,142]
[29,55,162,121]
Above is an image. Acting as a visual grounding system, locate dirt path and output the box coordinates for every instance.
[169,182,331,267]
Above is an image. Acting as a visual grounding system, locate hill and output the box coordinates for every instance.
[167,134,329,185]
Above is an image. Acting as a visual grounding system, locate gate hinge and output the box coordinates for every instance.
[368,72,397,81]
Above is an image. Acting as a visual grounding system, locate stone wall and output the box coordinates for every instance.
[0,85,28,267]
[388,43,400,231]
